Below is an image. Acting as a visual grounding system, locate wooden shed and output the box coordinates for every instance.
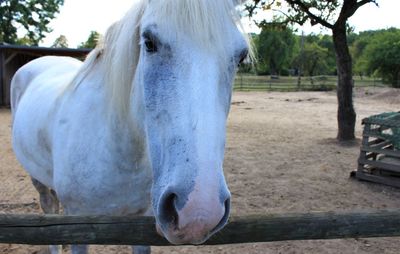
[0,44,91,107]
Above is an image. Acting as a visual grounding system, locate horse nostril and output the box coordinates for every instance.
[159,192,179,229]
[211,198,231,234]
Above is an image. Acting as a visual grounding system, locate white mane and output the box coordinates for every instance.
[68,0,252,116]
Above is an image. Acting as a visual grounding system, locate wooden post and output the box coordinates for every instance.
[0,50,4,106]
[357,123,370,173]
[1,211,400,246]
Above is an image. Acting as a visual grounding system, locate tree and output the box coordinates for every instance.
[52,35,68,48]
[79,31,100,49]
[363,29,400,87]
[0,0,64,45]
[245,0,378,141]
[293,41,328,77]
[350,31,373,78]
[317,35,337,75]
[255,24,297,75]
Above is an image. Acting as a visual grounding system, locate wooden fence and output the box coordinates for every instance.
[1,210,400,245]
[234,74,385,91]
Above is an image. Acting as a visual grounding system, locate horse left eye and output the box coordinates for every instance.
[145,39,157,53]
[238,49,249,65]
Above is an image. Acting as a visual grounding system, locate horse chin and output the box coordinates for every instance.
[158,225,211,245]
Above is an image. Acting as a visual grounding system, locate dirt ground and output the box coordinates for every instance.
[1,87,400,254]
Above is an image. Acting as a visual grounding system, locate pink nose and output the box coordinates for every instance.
[157,189,230,244]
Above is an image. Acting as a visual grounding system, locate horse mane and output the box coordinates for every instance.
[67,0,252,117]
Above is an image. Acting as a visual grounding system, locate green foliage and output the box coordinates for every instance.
[254,24,296,75]
[293,41,329,76]
[317,34,336,74]
[349,28,400,86]
[250,26,400,85]
[350,31,374,77]
[79,31,100,49]
[253,32,335,77]
[362,29,400,87]
[52,35,68,48]
[0,0,64,45]
[245,0,378,77]
[244,1,400,84]
[302,83,336,92]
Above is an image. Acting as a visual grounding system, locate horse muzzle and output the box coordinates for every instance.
[155,185,231,245]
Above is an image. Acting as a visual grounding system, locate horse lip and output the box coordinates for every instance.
[157,222,213,245]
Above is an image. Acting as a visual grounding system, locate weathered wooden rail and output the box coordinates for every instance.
[1,210,400,245]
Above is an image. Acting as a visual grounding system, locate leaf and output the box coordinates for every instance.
[263,4,272,10]
[0,0,64,45]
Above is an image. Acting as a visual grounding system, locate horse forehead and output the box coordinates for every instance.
[140,20,240,44]
[140,2,243,50]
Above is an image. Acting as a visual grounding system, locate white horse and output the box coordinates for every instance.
[11,0,251,253]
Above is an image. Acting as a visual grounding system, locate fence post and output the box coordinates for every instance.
[240,72,243,91]
[0,49,4,106]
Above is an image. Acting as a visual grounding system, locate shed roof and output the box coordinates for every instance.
[0,44,91,58]
[0,44,91,106]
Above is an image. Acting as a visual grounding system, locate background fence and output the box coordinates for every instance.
[234,74,386,92]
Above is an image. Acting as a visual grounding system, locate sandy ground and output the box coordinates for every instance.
[1,87,400,254]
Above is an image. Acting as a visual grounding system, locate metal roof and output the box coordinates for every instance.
[0,43,92,57]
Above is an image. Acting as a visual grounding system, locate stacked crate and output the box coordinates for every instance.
[353,112,400,188]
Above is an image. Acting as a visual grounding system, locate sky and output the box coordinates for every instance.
[42,0,400,48]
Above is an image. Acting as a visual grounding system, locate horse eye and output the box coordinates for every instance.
[145,39,157,53]
[238,49,249,65]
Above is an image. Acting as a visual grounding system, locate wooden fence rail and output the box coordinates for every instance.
[233,74,386,92]
[1,210,400,246]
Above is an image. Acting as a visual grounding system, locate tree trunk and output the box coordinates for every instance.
[332,24,356,141]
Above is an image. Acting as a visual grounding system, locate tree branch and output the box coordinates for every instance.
[286,0,334,29]
[245,0,269,17]
[336,0,377,27]
[357,0,378,9]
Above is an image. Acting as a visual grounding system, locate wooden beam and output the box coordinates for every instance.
[355,171,400,188]
[361,146,400,158]
[368,139,392,149]
[4,52,17,65]
[359,158,400,173]
[1,211,400,246]
[0,52,5,106]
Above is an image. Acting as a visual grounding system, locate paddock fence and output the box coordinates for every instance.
[234,74,386,92]
[1,210,400,246]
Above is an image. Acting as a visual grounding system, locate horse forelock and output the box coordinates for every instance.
[146,0,242,49]
[67,0,252,117]
[100,1,147,117]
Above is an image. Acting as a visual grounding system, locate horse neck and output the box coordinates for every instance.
[83,59,146,157]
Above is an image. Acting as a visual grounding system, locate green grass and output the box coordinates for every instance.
[234,74,386,91]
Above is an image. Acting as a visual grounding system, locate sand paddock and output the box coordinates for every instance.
[1,87,400,253]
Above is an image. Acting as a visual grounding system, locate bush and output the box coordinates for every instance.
[303,83,336,91]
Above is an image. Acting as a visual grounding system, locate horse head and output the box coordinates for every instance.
[101,0,251,245]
